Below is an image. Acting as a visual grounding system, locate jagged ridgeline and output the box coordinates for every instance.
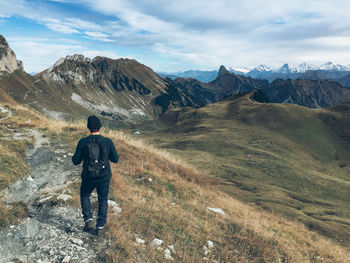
[2,32,350,124]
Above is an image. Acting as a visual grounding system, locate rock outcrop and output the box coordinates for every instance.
[0,35,23,74]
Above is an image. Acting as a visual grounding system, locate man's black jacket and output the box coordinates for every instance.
[72,134,119,183]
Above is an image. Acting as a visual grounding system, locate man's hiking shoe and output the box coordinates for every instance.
[95,227,105,237]
[83,219,94,232]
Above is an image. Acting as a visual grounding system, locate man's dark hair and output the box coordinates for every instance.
[87,115,101,133]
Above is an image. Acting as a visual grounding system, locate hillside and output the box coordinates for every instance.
[0,103,349,262]
[139,92,350,247]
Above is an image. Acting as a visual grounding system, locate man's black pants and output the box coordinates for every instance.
[80,179,110,228]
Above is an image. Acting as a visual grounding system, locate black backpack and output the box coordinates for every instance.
[85,136,108,179]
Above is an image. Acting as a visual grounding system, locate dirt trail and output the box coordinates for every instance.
[0,129,109,263]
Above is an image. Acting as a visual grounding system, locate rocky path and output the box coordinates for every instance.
[0,129,109,263]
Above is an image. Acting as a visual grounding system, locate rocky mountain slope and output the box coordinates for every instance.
[261,78,350,108]
[37,55,168,120]
[0,35,23,75]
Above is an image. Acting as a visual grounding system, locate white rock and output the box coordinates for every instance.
[70,238,83,246]
[0,107,8,113]
[151,238,163,248]
[27,176,34,182]
[164,248,174,260]
[164,248,171,256]
[63,155,67,158]
[62,255,71,263]
[148,178,152,182]
[206,207,225,215]
[203,245,209,256]
[134,131,141,135]
[68,153,73,156]
[38,195,54,203]
[57,194,72,202]
[136,237,145,244]
[108,200,122,214]
[168,245,176,254]
[202,257,208,261]
[207,240,214,249]
[9,225,15,229]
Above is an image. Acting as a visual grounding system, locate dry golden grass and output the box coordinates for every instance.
[1,103,349,262]
[101,128,350,262]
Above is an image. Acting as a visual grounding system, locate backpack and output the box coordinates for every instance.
[85,136,108,179]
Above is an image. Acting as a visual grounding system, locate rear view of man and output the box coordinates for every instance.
[72,115,119,236]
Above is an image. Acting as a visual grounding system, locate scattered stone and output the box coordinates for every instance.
[164,248,174,261]
[70,238,83,246]
[63,155,67,158]
[206,207,225,215]
[151,238,163,249]
[202,257,208,261]
[27,176,34,182]
[0,106,8,113]
[134,131,141,135]
[68,153,73,156]
[9,225,15,229]
[57,194,72,202]
[62,255,71,263]
[168,245,176,254]
[207,240,214,249]
[108,200,122,214]
[203,245,209,256]
[38,195,54,203]
[148,178,153,182]
[136,237,145,244]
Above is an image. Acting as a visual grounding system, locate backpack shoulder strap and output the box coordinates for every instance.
[96,136,108,161]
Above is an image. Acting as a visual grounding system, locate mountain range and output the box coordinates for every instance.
[162,62,350,84]
[2,34,350,124]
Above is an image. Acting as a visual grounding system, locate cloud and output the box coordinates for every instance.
[7,36,119,73]
[75,0,350,68]
[2,0,350,71]
[84,31,113,42]
[45,20,80,34]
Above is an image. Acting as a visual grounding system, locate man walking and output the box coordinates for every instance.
[72,115,119,236]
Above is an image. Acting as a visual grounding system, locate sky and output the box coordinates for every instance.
[0,0,350,73]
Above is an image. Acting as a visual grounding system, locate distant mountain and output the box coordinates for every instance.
[159,69,218,83]
[338,73,350,88]
[261,78,350,108]
[245,62,350,82]
[208,66,268,100]
[229,66,251,75]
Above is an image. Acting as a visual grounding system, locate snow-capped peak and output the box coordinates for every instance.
[254,65,271,72]
[319,61,348,72]
[272,63,318,74]
[229,66,251,74]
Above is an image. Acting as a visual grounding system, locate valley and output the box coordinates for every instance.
[136,92,350,246]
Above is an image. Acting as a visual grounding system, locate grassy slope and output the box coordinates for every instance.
[138,93,350,247]
[1,104,349,262]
